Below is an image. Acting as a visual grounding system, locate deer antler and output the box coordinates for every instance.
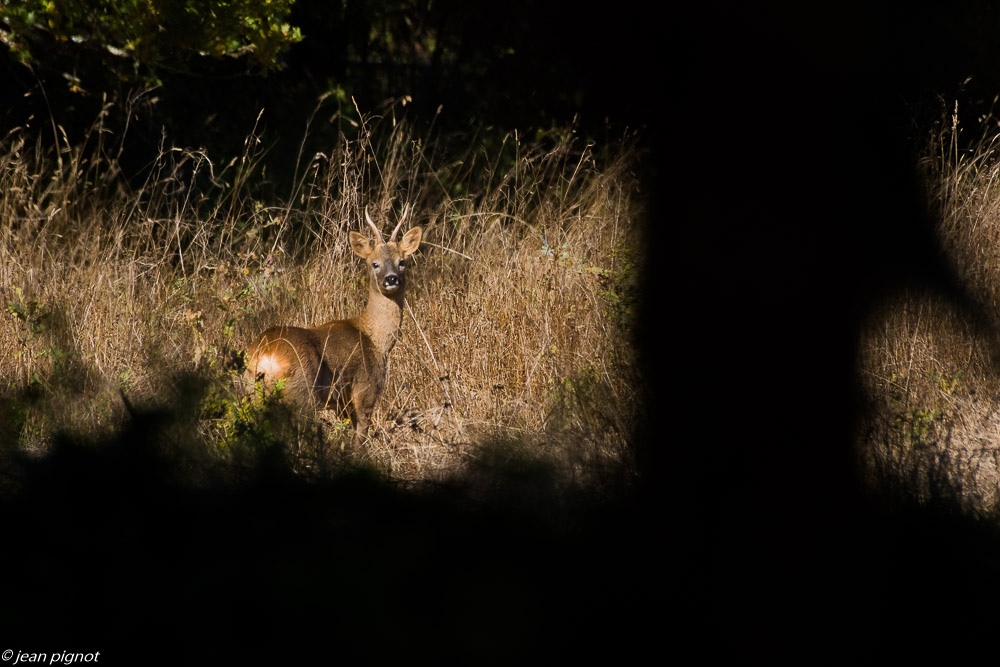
[389,203,410,243]
[364,206,384,242]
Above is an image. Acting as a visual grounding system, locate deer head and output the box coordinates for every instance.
[350,205,422,298]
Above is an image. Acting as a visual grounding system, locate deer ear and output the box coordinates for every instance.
[349,231,373,258]
[398,226,422,256]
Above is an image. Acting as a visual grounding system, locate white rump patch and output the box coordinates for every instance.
[255,353,283,378]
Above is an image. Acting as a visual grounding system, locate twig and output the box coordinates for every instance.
[421,241,472,260]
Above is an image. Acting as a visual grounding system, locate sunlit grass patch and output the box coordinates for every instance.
[0,107,645,492]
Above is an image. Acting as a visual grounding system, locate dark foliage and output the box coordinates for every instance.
[0,0,661,187]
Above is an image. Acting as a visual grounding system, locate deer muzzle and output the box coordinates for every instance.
[382,274,402,293]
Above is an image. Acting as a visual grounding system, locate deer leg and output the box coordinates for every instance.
[349,383,374,447]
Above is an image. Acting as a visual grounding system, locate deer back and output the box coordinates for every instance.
[250,319,384,411]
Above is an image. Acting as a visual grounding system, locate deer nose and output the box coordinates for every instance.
[383,274,400,288]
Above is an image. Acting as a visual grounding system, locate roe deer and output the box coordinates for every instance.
[248,206,422,444]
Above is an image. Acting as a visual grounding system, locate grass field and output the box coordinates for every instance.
[859,107,1000,515]
[0,108,644,493]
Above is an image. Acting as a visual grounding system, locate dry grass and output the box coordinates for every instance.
[859,106,1000,515]
[0,106,644,493]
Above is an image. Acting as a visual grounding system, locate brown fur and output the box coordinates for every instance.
[248,221,422,444]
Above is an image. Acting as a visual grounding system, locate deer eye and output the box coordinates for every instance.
[398,260,406,269]
[372,262,380,269]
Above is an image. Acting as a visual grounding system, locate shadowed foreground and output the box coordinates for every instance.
[0,398,656,664]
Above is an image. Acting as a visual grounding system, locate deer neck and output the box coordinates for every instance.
[356,284,405,357]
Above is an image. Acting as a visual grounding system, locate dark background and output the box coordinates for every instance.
[0,0,661,180]
[5,0,1000,662]
[673,1,1000,661]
